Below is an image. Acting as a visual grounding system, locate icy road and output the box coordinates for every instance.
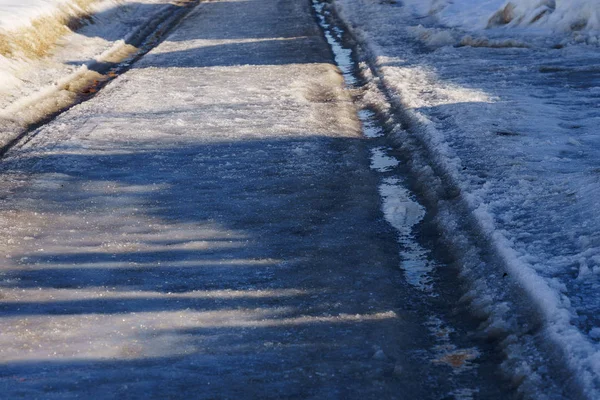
[0,0,529,398]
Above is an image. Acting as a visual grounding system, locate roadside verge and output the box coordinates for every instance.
[0,0,199,155]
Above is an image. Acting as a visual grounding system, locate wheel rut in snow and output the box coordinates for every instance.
[312,0,518,398]
[313,1,600,398]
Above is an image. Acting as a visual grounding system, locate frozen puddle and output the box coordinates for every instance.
[370,147,399,172]
[378,178,436,292]
[359,109,384,138]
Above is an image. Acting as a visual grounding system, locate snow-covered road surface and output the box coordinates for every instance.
[0,0,517,398]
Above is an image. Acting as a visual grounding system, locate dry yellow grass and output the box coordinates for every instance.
[0,0,98,60]
[0,33,12,56]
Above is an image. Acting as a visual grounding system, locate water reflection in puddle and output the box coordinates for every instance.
[312,0,357,86]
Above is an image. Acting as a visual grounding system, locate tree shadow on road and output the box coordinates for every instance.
[0,133,439,398]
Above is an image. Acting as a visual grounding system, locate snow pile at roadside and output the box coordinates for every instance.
[332,0,600,397]
[0,0,102,95]
[487,0,600,32]
[403,0,600,41]
[403,0,503,30]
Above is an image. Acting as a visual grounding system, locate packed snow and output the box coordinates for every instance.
[331,0,600,397]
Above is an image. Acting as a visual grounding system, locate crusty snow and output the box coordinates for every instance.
[403,0,600,43]
[334,0,600,397]
[0,0,181,154]
[0,0,172,113]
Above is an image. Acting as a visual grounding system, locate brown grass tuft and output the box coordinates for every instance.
[434,349,479,369]
[0,33,13,57]
[0,0,98,60]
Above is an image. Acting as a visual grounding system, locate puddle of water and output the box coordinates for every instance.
[378,178,436,292]
[370,147,399,172]
[358,109,385,138]
[312,0,357,86]
[378,178,424,234]
[312,0,437,294]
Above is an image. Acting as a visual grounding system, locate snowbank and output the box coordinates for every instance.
[0,0,103,97]
[332,0,600,397]
[488,0,600,36]
[403,0,600,41]
[403,0,504,30]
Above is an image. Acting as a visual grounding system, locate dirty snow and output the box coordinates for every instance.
[333,0,600,397]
